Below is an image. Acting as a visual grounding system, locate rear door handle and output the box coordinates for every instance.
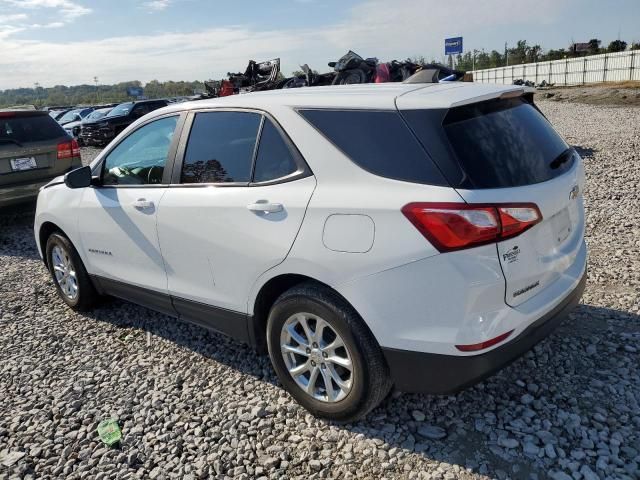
[247,202,283,214]
[132,198,154,210]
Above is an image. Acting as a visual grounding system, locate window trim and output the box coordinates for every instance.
[95,111,186,189]
[169,107,312,188]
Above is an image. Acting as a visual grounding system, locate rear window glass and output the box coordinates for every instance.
[440,98,571,188]
[299,109,446,186]
[0,114,66,144]
[181,111,261,184]
[253,119,298,183]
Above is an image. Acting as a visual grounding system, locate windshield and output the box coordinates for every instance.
[58,110,81,124]
[85,109,110,122]
[106,103,133,118]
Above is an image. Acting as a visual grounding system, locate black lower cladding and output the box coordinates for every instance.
[90,276,252,344]
[382,269,587,394]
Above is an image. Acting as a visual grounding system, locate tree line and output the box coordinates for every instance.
[0,79,204,108]
[456,39,640,71]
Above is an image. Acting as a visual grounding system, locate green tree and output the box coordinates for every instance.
[588,39,602,55]
[607,40,628,52]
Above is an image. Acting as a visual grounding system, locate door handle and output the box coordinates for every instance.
[132,198,154,210]
[247,202,283,214]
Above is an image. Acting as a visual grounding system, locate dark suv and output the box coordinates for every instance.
[79,99,169,147]
[1,110,81,208]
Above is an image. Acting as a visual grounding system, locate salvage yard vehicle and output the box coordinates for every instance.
[1,109,81,208]
[67,107,113,141]
[34,83,587,421]
[78,99,168,146]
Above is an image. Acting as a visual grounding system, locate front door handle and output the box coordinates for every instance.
[132,198,154,210]
[247,201,283,214]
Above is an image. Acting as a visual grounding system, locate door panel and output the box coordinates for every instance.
[78,187,169,293]
[157,176,316,312]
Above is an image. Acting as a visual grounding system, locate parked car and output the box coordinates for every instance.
[57,107,94,126]
[79,100,169,146]
[1,109,80,208]
[49,108,74,121]
[34,83,587,421]
[66,107,113,141]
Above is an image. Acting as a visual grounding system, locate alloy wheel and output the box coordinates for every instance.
[51,245,79,301]
[280,313,353,402]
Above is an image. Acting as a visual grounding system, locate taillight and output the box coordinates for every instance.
[402,202,542,252]
[57,139,80,160]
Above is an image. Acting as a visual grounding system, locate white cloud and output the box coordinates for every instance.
[0,14,28,23]
[2,0,91,19]
[0,0,572,89]
[143,0,171,11]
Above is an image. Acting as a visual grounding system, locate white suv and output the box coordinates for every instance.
[35,83,587,422]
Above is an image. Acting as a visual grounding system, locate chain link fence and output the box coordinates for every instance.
[471,50,640,85]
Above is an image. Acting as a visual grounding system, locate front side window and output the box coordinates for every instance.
[252,118,298,183]
[102,116,178,186]
[181,111,261,184]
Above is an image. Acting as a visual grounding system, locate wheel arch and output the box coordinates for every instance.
[38,221,68,268]
[249,273,376,353]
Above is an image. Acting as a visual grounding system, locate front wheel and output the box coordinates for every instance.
[46,233,98,311]
[266,283,391,422]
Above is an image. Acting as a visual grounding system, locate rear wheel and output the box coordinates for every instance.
[266,282,391,422]
[46,233,98,311]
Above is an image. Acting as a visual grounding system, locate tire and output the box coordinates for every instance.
[332,69,368,85]
[45,233,98,311]
[266,282,391,422]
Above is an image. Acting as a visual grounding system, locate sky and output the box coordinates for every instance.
[0,0,638,89]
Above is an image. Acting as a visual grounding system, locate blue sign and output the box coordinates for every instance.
[127,86,144,97]
[445,37,463,55]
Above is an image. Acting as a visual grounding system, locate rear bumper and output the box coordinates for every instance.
[0,178,51,208]
[382,267,587,394]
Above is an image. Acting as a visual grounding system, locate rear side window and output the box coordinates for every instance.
[299,109,446,186]
[405,98,572,189]
[182,111,261,184]
[0,114,66,144]
[253,119,298,183]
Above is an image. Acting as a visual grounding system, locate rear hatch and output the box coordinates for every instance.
[400,92,585,307]
[0,111,77,187]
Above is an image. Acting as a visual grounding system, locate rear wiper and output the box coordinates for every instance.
[549,148,574,170]
[0,138,24,148]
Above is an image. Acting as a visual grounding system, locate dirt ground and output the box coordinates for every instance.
[538,81,640,106]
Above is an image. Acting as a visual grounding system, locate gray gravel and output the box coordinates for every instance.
[1,101,639,480]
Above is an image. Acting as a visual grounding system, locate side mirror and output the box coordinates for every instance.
[64,165,92,189]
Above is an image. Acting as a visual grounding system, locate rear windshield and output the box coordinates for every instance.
[0,114,67,144]
[299,109,446,186]
[438,98,570,188]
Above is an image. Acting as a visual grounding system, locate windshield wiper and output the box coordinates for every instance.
[549,148,574,170]
[0,138,24,147]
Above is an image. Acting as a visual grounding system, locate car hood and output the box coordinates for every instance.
[64,120,82,129]
[84,114,126,125]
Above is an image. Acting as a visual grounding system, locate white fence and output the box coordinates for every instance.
[471,50,640,85]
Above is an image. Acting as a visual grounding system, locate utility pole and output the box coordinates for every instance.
[94,76,99,104]
[505,42,509,67]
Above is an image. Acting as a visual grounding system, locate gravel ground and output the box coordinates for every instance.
[1,101,639,480]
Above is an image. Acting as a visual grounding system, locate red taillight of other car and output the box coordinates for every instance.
[402,202,542,252]
[57,139,81,160]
